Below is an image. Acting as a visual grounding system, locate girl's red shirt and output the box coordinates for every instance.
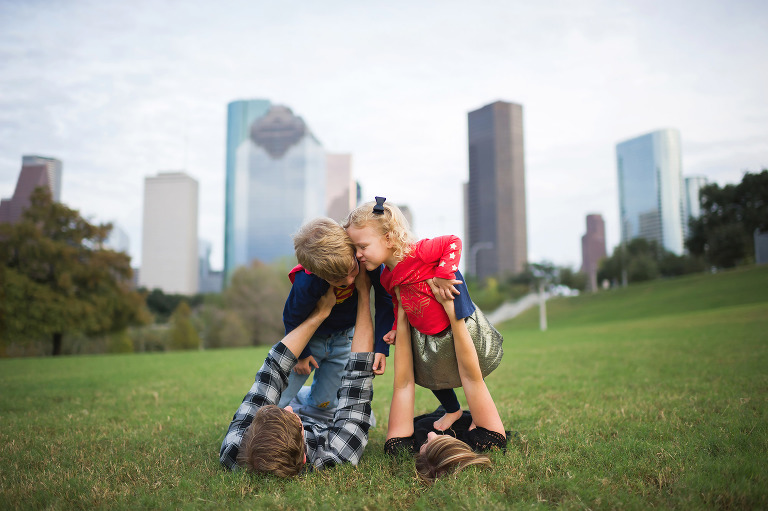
[380,235,462,335]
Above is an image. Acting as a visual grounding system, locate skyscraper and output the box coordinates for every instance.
[581,214,607,292]
[140,172,199,294]
[616,129,684,255]
[683,175,708,240]
[104,222,130,254]
[326,153,355,222]
[0,155,62,224]
[224,100,326,281]
[466,100,528,280]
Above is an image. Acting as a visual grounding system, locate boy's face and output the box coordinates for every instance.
[326,258,359,288]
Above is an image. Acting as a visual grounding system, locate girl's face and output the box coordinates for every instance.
[346,223,396,270]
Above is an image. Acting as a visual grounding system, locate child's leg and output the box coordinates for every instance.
[306,327,354,418]
[431,388,464,431]
[277,334,324,408]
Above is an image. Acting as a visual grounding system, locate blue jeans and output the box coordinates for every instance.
[278,326,354,419]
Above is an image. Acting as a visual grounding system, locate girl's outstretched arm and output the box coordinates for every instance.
[427,279,505,436]
[386,287,416,440]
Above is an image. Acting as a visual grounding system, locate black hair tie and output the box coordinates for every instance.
[373,196,386,215]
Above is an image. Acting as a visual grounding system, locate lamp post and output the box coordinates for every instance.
[531,266,549,332]
[470,242,494,278]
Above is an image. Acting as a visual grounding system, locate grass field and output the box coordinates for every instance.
[1,266,767,510]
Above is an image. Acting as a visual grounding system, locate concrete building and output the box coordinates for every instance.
[140,172,199,294]
[581,214,607,292]
[0,155,62,224]
[326,153,355,223]
[616,128,685,255]
[198,239,223,294]
[224,99,326,282]
[466,100,528,280]
[683,175,708,240]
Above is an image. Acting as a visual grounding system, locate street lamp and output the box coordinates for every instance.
[531,266,548,332]
[470,242,494,278]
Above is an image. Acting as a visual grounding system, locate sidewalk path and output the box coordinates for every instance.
[486,292,544,325]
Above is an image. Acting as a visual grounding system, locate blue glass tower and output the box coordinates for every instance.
[224,100,326,281]
[616,129,684,255]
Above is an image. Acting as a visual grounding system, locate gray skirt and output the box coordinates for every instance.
[411,306,504,390]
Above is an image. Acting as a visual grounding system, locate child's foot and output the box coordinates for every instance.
[433,409,463,431]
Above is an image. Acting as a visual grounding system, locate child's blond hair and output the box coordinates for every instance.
[293,218,356,283]
[343,200,416,262]
[415,435,491,483]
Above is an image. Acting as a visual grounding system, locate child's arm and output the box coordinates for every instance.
[385,288,416,440]
[281,288,337,357]
[283,271,331,363]
[426,279,505,436]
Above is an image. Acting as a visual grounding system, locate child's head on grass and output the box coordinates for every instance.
[344,198,416,268]
[414,435,491,483]
[238,405,305,477]
[294,218,358,287]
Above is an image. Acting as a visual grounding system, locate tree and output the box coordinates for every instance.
[558,267,588,292]
[223,260,290,345]
[598,238,703,286]
[143,288,205,323]
[0,187,149,355]
[687,169,768,267]
[168,301,201,350]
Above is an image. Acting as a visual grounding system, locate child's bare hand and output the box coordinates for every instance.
[432,277,462,301]
[315,287,336,316]
[373,353,387,375]
[383,329,396,345]
[294,355,319,375]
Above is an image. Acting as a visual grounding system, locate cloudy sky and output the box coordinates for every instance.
[1,0,766,271]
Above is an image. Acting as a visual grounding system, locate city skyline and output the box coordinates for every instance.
[2,1,766,271]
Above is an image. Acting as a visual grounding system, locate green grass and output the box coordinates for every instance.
[1,266,767,509]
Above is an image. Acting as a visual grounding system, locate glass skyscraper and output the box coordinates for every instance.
[683,175,708,240]
[224,100,326,281]
[616,128,684,255]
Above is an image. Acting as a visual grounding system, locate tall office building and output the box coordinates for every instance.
[581,214,607,292]
[104,222,130,254]
[224,99,326,281]
[140,172,199,294]
[0,155,62,224]
[616,129,685,255]
[466,100,528,280]
[683,175,708,240]
[198,239,223,294]
[326,153,355,222]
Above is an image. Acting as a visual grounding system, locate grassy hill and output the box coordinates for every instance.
[1,266,766,509]
[502,265,768,330]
